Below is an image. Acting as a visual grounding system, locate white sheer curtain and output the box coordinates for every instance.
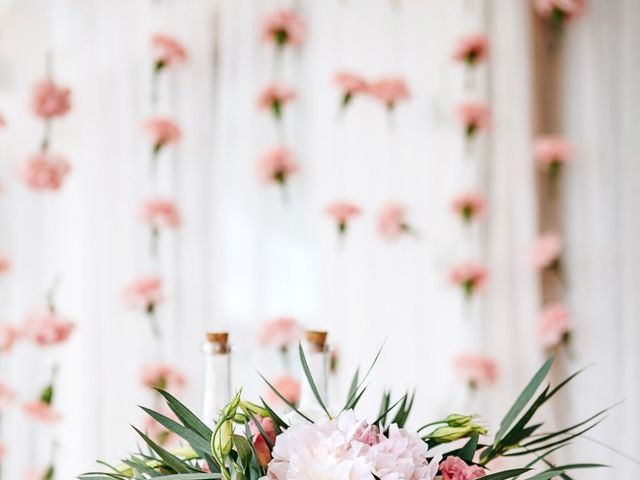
[0,1,637,479]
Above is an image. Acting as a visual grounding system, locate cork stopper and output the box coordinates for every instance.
[305,330,327,352]
[206,332,230,353]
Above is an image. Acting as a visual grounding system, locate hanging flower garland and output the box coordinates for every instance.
[19,282,75,480]
[18,68,72,192]
[257,8,306,204]
[125,27,189,446]
[531,2,584,357]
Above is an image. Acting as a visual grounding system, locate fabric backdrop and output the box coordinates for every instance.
[0,0,637,478]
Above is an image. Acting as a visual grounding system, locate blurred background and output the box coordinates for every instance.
[0,0,638,478]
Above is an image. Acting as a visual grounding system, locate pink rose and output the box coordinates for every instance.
[534,135,573,172]
[22,309,75,346]
[455,102,490,139]
[144,117,181,154]
[31,79,71,119]
[538,303,571,349]
[261,9,306,48]
[334,71,369,109]
[326,201,361,235]
[123,275,164,314]
[449,262,487,298]
[0,324,19,352]
[140,362,186,392]
[453,354,498,389]
[141,197,181,230]
[531,232,562,271]
[366,77,411,110]
[257,317,303,351]
[377,202,412,240]
[17,152,71,192]
[257,84,296,120]
[249,416,277,468]
[22,401,60,423]
[258,147,300,186]
[440,455,486,480]
[451,192,486,223]
[534,0,585,22]
[0,382,15,409]
[265,374,300,409]
[452,33,489,66]
[151,34,188,70]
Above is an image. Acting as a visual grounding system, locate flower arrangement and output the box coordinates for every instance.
[81,350,607,480]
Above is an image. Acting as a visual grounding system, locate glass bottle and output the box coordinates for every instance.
[202,332,231,427]
[299,330,329,409]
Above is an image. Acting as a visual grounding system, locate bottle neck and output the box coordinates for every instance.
[202,344,231,427]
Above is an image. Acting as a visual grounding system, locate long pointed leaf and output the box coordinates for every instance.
[298,343,332,418]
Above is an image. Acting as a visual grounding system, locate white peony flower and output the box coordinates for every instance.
[262,410,439,480]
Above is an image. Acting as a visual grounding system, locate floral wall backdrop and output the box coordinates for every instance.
[0,0,637,479]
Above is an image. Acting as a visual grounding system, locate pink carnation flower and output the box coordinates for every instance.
[257,316,303,351]
[17,152,71,192]
[451,192,486,223]
[326,201,361,235]
[0,443,5,459]
[151,34,188,70]
[0,382,15,409]
[265,374,300,409]
[453,353,498,389]
[250,415,277,468]
[334,71,369,109]
[0,114,6,128]
[455,102,490,139]
[257,84,296,120]
[367,77,411,110]
[531,232,562,271]
[534,135,573,172]
[22,401,60,423]
[140,362,186,391]
[123,275,164,314]
[452,33,489,66]
[449,262,487,298]
[22,309,75,346]
[31,79,71,119]
[141,197,181,230]
[440,455,486,480]
[377,202,412,240]
[0,324,19,352]
[538,303,571,349]
[258,146,300,186]
[144,117,181,154]
[534,0,585,22]
[261,9,306,48]
[0,255,10,274]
